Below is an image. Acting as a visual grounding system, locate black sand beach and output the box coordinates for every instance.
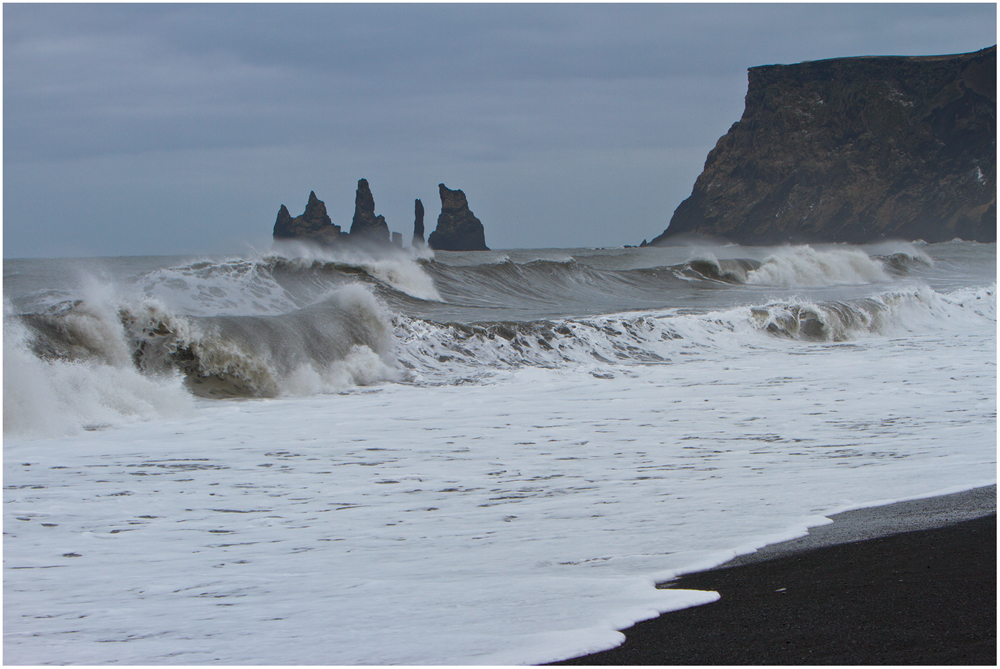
[553,486,996,665]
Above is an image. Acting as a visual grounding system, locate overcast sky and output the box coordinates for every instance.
[4,3,996,258]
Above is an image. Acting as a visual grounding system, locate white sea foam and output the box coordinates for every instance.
[359,256,442,301]
[128,282,402,397]
[747,245,892,286]
[3,243,995,665]
[280,344,403,396]
[137,258,302,316]
[5,307,994,663]
[3,303,192,438]
[395,285,996,382]
[271,242,443,301]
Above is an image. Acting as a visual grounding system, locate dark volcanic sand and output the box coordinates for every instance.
[553,489,996,665]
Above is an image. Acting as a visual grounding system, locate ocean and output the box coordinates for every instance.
[3,239,996,664]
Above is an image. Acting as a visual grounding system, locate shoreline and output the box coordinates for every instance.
[553,485,996,665]
[722,484,997,568]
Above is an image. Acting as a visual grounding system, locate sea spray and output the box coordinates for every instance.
[138,258,305,316]
[394,284,996,384]
[9,267,404,402]
[128,282,402,397]
[4,243,992,422]
[746,245,892,286]
[3,301,192,437]
[268,241,442,301]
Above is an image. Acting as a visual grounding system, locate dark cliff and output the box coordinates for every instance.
[648,46,996,246]
[428,184,489,251]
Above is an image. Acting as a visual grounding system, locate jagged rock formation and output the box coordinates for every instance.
[428,184,489,251]
[647,46,996,246]
[412,199,425,247]
[273,179,398,247]
[272,191,344,245]
[273,180,492,250]
[349,178,391,243]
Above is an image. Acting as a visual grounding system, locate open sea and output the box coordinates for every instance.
[3,239,996,664]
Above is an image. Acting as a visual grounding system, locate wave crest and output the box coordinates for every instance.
[4,300,192,438]
[394,285,996,382]
[11,282,404,405]
[746,246,891,287]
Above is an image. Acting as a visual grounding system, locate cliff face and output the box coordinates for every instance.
[648,46,996,246]
[428,184,489,251]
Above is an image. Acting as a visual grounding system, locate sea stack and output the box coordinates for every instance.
[349,178,391,244]
[412,199,426,247]
[428,184,489,251]
[272,191,343,245]
[646,46,997,246]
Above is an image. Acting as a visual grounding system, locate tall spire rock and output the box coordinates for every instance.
[428,184,489,251]
[412,199,425,247]
[349,178,391,243]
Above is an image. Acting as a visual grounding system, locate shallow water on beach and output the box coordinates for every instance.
[4,240,996,664]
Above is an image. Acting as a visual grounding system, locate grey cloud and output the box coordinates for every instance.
[3,3,996,257]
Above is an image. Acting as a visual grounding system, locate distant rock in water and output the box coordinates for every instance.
[349,178,391,243]
[273,179,399,248]
[272,191,344,245]
[646,46,997,246]
[428,184,489,251]
[412,199,425,247]
[273,180,491,250]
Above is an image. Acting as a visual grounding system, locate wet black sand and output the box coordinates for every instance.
[553,487,996,665]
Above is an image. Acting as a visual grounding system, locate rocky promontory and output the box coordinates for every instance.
[646,46,996,246]
[428,184,489,251]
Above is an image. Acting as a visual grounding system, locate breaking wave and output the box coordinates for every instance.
[4,242,990,436]
[394,284,996,383]
[3,299,193,438]
[683,246,932,287]
[134,247,442,318]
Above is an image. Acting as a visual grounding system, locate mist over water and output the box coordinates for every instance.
[4,240,996,663]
